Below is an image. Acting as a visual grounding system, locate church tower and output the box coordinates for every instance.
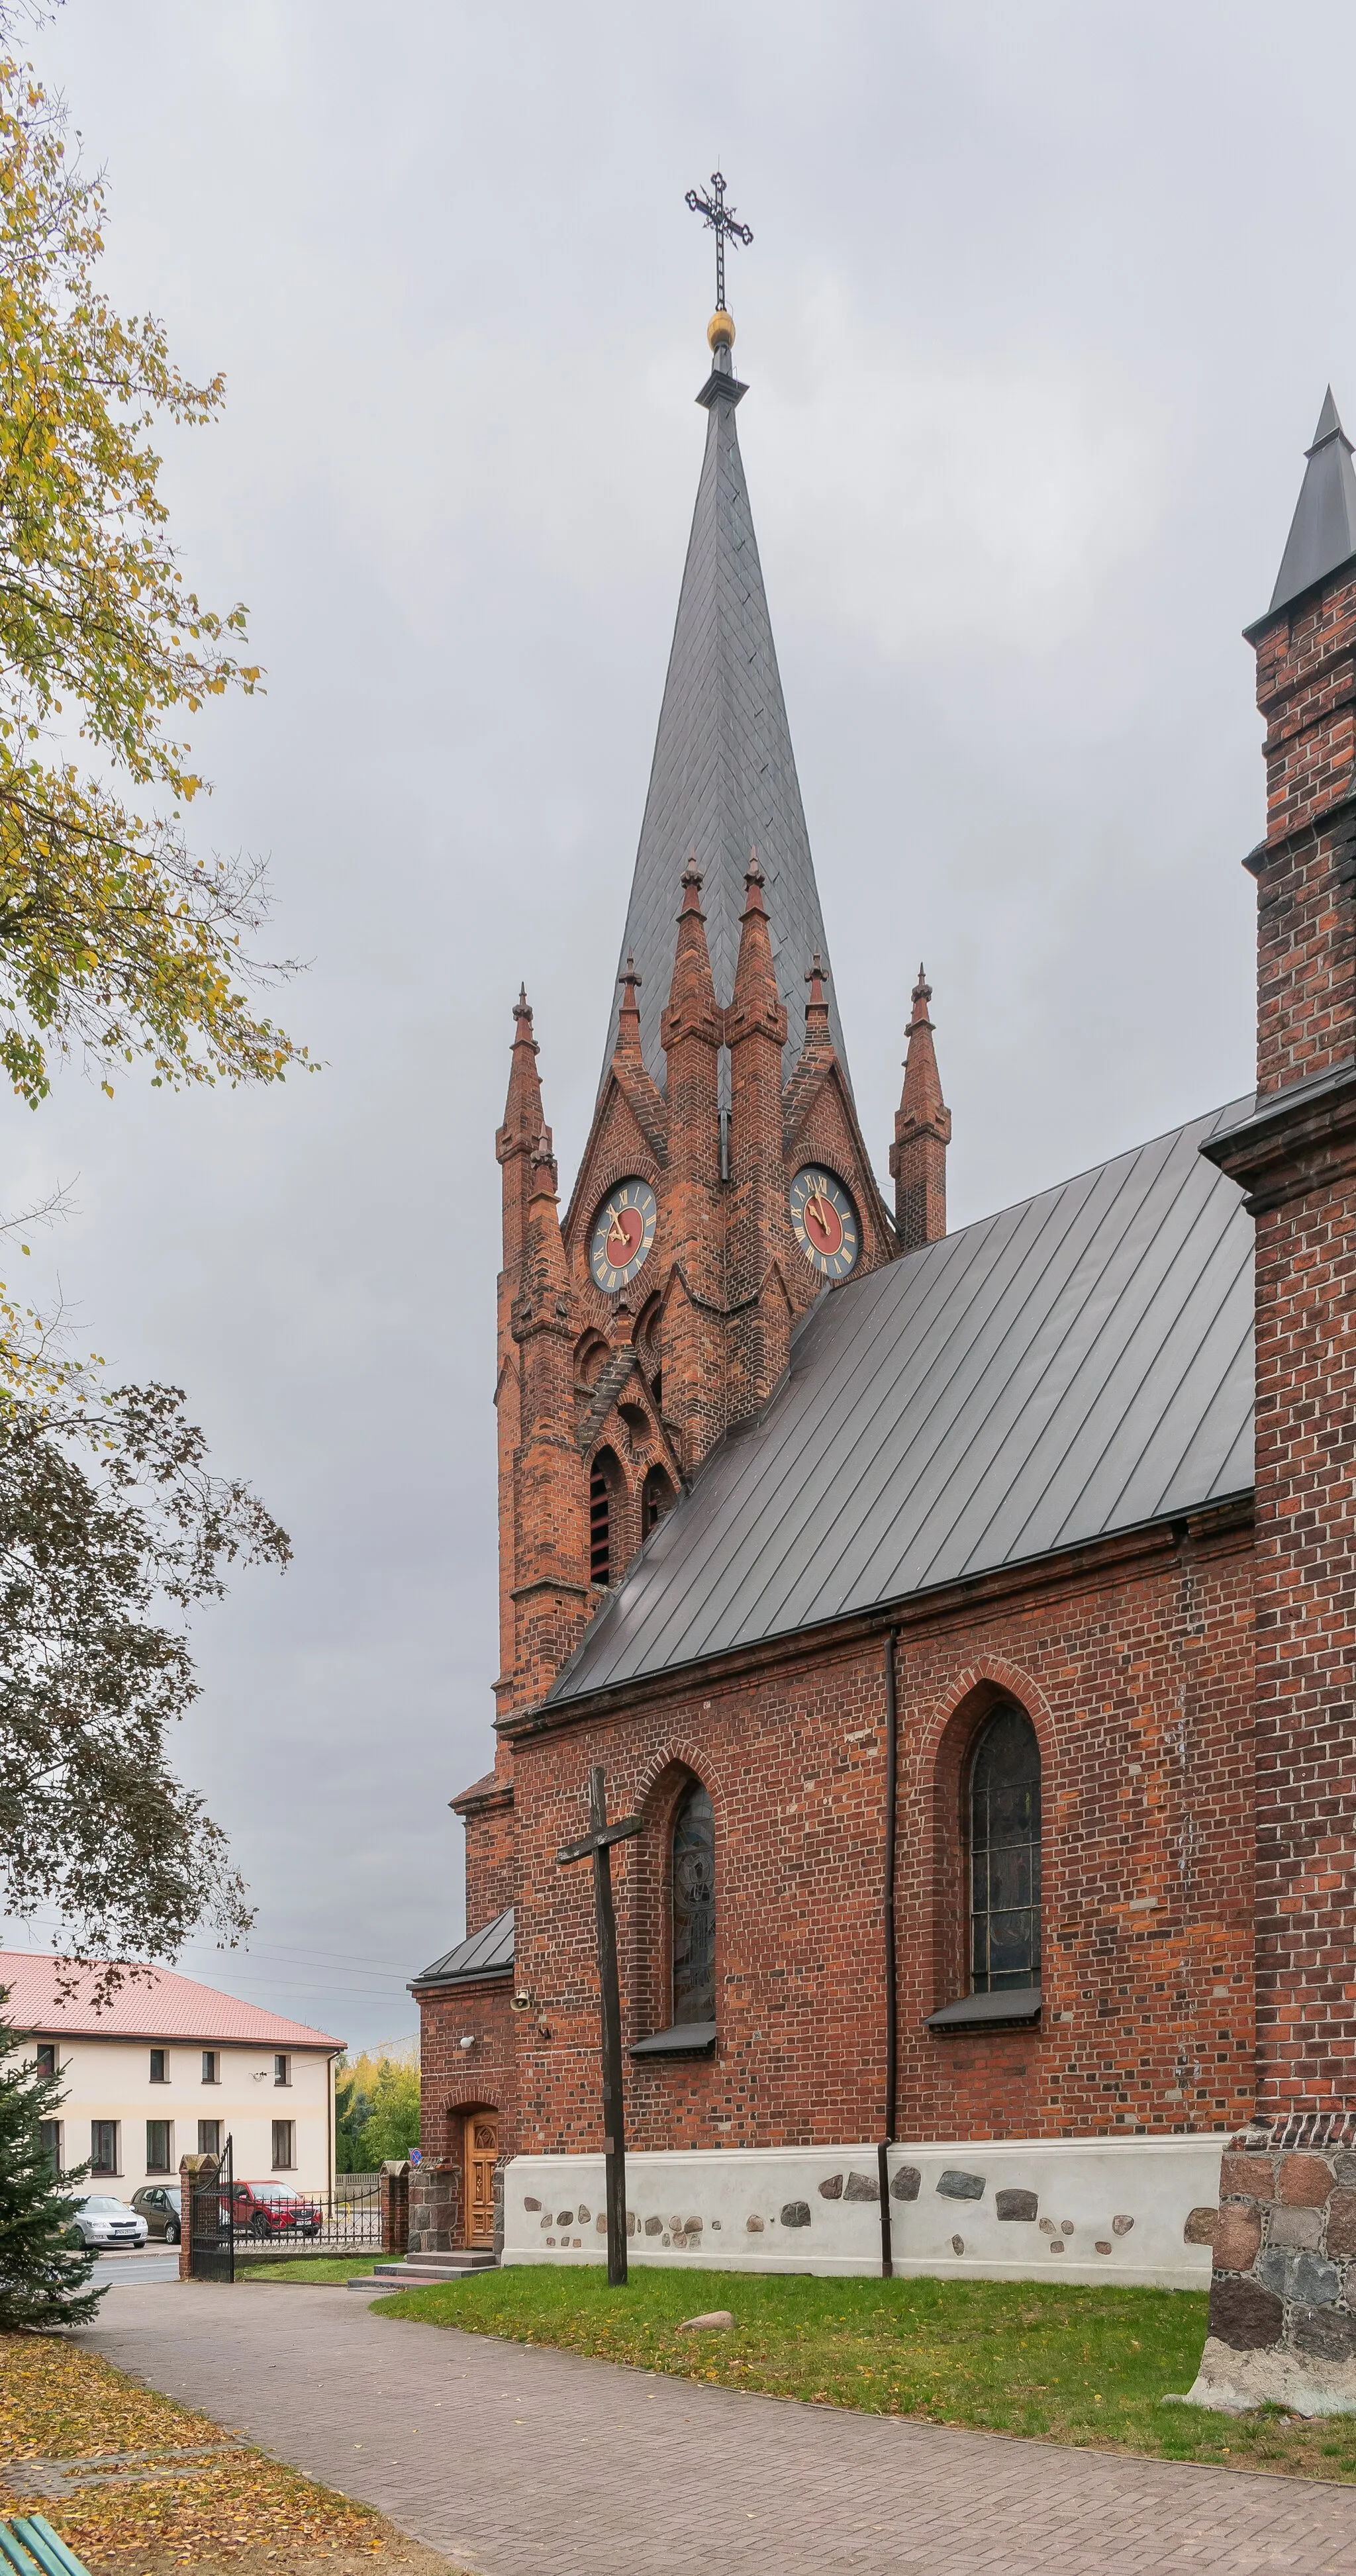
[466,269,947,1932]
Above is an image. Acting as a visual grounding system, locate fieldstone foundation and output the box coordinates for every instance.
[1185,2111,1356,2415]
[407,2158,460,2256]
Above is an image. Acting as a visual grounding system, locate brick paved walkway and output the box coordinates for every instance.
[81,2279,1356,2575]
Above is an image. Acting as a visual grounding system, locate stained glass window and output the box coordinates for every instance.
[672,1779,715,2024]
[969,1703,1041,1991]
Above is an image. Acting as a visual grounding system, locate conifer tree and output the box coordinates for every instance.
[0,1993,101,2328]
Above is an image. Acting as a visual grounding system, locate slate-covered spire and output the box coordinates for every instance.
[1268,388,1356,616]
[600,312,846,1100]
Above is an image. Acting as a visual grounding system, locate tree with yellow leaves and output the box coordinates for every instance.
[0,15,304,1106]
[0,9,304,1987]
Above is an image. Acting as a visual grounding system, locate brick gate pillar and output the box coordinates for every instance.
[379,2159,410,2256]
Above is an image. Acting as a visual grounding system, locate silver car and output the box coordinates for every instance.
[67,2193,148,2249]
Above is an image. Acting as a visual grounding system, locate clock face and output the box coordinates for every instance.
[589,1178,658,1292]
[790,1167,859,1280]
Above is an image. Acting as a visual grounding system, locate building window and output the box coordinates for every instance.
[969,1702,1041,1991]
[146,2121,171,2173]
[671,1778,716,2025]
[642,1466,673,1535]
[35,2043,55,2079]
[201,2050,220,2084]
[271,2119,295,2170]
[198,2119,221,2156]
[90,2121,119,2175]
[38,2121,62,2177]
[590,1449,620,1587]
[150,2048,168,2083]
[273,2053,291,2087]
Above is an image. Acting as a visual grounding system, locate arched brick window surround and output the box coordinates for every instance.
[574,1330,609,1390]
[915,1660,1056,2023]
[625,1746,726,2044]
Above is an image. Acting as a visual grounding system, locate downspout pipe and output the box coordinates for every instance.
[877,1628,899,2277]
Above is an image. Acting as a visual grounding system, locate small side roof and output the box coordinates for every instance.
[1,1952,344,2050]
[411,1907,514,1990]
[546,1098,1255,1708]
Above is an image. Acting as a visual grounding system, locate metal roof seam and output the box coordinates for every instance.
[987,1131,1241,1566]
[548,1098,1257,1706]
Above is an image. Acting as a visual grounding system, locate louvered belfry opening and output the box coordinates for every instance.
[589,1453,616,1588]
[643,1466,672,1534]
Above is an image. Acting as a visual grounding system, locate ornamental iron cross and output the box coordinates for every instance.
[557,1766,642,2285]
[685,169,753,312]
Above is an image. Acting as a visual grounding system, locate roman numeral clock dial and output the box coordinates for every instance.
[790,1167,859,1280]
[588,1179,658,1293]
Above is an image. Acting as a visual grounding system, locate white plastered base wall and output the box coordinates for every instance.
[505,2136,1224,2289]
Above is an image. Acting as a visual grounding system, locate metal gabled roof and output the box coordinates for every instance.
[411,1907,514,1989]
[599,352,848,1100]
[547,1098,1255,1707]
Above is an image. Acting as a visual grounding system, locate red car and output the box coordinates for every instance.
[229,2180,321,2240]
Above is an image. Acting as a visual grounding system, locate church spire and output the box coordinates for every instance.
[599,297,846,1098]
[891,964,951,1251]
[1267,387,1356,616]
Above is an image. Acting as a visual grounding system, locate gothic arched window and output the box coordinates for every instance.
[642,1466,673,1534]
[589,1449,620,1588]
[969,1703,1041,1991]
[671,1778,715,2025]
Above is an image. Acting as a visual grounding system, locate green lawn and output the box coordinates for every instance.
[244,2251,388,2283]
[355,2265,1356,2480]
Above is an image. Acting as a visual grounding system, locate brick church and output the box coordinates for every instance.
[412,304,1356,2277]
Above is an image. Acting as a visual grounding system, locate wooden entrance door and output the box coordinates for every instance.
[464,2112,499,2247]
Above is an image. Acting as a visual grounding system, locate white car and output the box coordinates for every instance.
[67,2193,149,2250]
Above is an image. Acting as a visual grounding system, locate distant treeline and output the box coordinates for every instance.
[334,2051,420,2171]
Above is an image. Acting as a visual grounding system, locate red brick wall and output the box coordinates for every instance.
[504,1515,1255,2152]
[461,1782,515,1936]
[417,1975,520,2244]
[1249,1180,1356,2111]
[1253,575,1356,1096]
[1242,565,1356,2112]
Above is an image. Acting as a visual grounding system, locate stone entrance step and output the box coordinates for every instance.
[349,2250,498,2291]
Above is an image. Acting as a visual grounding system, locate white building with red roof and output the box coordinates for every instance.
[3,1953,345,2199]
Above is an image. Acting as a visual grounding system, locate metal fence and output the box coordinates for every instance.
[228,2176,383,2253]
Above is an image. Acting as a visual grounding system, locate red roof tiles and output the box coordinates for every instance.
[0,1952,344,2050]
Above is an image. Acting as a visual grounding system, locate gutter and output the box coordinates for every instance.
[877,1629,899,2278]
[500,1496,1254,1742]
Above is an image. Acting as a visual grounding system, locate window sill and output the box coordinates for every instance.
[926,1987,1041,2032]
[629,2022,716,2059]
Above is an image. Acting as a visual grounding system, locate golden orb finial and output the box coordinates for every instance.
[707,309,736,352]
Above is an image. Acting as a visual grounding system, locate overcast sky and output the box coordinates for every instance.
[1,0,1346,2048]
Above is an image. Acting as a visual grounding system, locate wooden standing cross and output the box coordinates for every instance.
[557,1765,643,2284]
